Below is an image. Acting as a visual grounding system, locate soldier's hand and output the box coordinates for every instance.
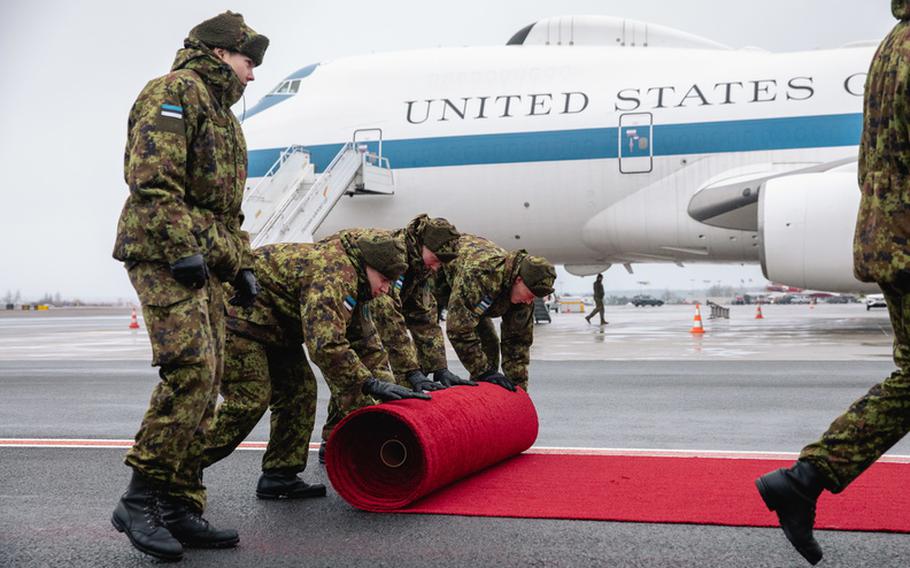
[229,269,260,307]
[405,370,448,392]
[476,371,516,392]
[170,254,209,289]
[433,368,477,387]
[362,378,432,402]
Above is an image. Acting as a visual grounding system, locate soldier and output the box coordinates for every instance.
[585,273,607,325]
[344,215,476,389]
[202,231,430,498]
[110,12,267,561]
[755,3,910,564]
[445,235,556,391]
[312,216,474,463]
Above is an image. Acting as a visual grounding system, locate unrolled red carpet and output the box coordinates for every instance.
[326,384,909,531]
[400,454,910,532]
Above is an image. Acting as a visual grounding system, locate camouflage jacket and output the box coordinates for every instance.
[113,38,253,281]
[445,234,534,381]
[854,2,910,283]
[336,218,448,376]
[224,237,393,386]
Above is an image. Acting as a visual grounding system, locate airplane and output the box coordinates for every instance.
[238,15,880,293]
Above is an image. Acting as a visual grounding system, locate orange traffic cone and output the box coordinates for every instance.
[690,303,705,334]
[129,308,140,330]
[755,304,764,320]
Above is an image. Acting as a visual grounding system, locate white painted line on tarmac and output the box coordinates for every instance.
[2,438,910,463]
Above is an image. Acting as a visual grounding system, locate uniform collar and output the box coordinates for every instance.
[171,38,245,108]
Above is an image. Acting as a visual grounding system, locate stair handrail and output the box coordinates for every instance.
[252,142,357,246]
[245,145,309,203]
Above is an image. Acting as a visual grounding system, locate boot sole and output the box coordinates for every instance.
[178,536,240,549]
[111,514,183,562]
[256,487,328,500]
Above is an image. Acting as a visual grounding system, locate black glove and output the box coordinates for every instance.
[362,378,432,402]
[170,254,209,289]
[475,371,516,392]
[433,368,477,387]
[405,370,447,392]
[229,269,260,308]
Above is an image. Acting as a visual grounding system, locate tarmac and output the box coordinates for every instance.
[1,304,909,567]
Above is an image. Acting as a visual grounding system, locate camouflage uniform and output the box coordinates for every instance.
[799,0,910,493]
[445,235,536,390]
[339,216,454,384]
[203,234,397,477]
[113,37,253,512]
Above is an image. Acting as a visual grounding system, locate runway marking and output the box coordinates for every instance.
[2,438,910,463]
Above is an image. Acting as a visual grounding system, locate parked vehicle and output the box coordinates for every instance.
[865,294,886,311]
[631,295,664,307]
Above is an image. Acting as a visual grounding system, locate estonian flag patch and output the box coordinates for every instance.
[343,295,357,312]
[160,104,183,120]
[394,276,404,291]
[474,295,493,314]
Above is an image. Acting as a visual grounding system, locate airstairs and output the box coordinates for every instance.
[243,130,394,246]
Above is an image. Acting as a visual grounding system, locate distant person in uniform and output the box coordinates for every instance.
[755,3,910,564]
[585,273,607,325]
[110,12,267,561]
[445,235,556,392]
[202,231,430,497]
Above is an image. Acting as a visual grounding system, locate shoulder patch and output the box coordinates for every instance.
[155,103,185,134]
[394,276,405,291]
[343,295,357,312]
[160,104,183,119]
[473,294,494,315]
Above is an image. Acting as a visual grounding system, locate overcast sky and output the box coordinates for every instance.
[0,1,896,301]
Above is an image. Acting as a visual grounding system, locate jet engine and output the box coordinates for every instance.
[758,170,878,292]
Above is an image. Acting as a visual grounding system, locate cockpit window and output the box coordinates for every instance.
[268,75,307,96]
[243,63,320,121]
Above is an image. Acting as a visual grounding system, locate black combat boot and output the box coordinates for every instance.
[755,460,825,565]
[111,470,183,561]
[318,440,327,464]
[256,471,327,500]
[159,498,239,549]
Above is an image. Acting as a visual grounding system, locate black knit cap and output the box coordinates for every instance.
[519,255,556,297]
[189,11,269,66]
[358,235,409,281]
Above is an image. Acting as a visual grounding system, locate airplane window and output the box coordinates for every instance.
[290,80,301,93]
[275,81,290,94]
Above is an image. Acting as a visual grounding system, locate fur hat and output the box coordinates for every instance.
[189,11,269,66]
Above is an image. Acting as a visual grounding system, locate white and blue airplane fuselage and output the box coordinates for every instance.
[241,17,876,292]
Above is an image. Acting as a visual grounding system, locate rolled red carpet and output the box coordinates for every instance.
[326,382,538,511]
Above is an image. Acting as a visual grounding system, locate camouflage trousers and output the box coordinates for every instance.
[202,332,317,474]
[801,281,910,492]
[124,262,224,513]
[587,299,606,324]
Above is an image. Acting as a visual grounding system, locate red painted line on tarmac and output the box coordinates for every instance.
[2,438,909,463]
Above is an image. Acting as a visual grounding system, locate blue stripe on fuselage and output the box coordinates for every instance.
[246,112,862,178]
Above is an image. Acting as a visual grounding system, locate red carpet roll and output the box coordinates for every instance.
[326,382,539,511]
